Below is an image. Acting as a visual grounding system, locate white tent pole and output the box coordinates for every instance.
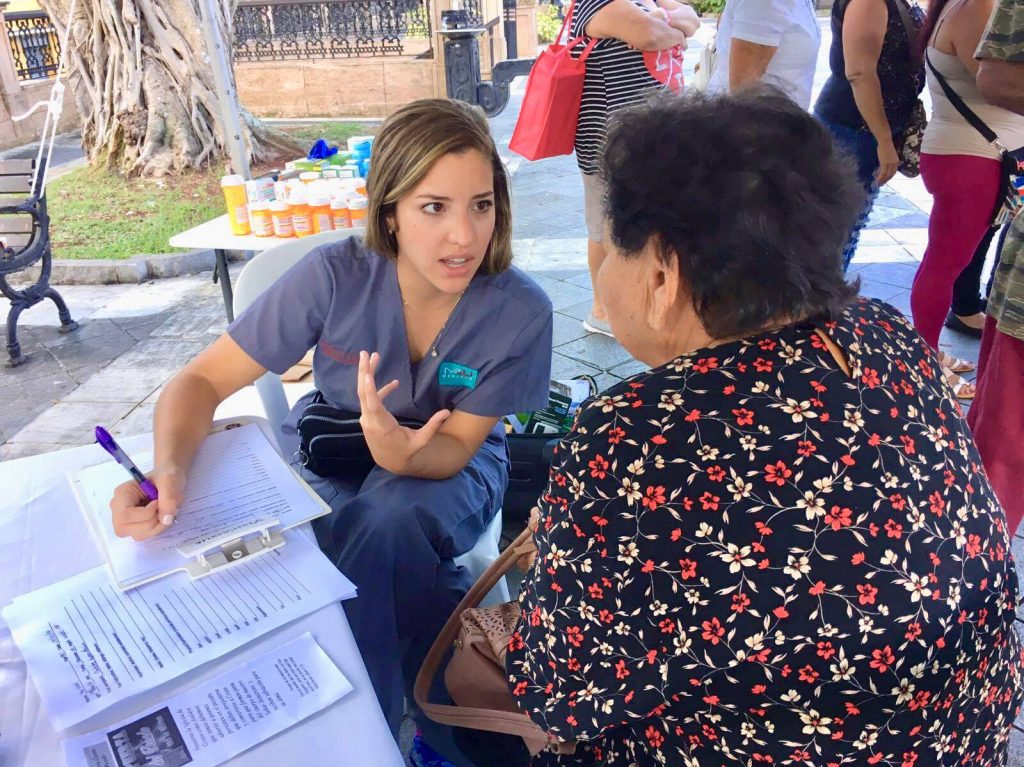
[196,0,251,179]
[28,0,76,197]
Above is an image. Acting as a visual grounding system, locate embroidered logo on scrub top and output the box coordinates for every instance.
[439,361,479,389]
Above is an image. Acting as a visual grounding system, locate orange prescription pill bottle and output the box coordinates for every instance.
[250,201,274,237]
[290,193,313,238]
[353,177,367,196]
[309,194,333,234]
[221,174,251,235]
[348,195,368,227]
[330,198,351,229]
[335,197,356,227]
[269,200,294,238]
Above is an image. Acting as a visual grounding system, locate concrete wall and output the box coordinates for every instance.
[4,0,41,12]
[236,0,539,120]
[0,76,80,151]
[235,55,441,118]
[0,4,81,151]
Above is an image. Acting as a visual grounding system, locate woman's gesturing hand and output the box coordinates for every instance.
[356,350,450,474]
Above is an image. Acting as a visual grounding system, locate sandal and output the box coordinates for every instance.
[938,351,975,375]
[941,364,976,401]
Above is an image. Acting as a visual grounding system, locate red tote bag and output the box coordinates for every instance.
[509,2,598,161]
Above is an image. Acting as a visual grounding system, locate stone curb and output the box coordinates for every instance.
[48,249,250,285]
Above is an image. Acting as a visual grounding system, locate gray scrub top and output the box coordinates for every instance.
[228,237,554,456]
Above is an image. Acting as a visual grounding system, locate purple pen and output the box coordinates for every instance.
[94,426,159,502]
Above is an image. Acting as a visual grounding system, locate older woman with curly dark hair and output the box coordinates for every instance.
[506,88,1023,766]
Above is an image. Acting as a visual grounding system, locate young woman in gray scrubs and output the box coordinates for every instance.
[108,99,554,761]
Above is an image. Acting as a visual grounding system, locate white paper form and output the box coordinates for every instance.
[62,633,352,767]
[72,423,328,588]
[2,531,356,731]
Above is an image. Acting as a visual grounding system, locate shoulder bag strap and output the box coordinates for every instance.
[413,528,550,742]
[892,0,921,54]
[555,0,575,45]
[814,327,853,377]
[556,0,599,62]
[925,51,1007,151]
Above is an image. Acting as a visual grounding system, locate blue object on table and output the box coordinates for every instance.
[353,140,373,159]
[308,139,339,160]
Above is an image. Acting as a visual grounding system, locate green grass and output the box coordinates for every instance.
[276,121,377,152]
[47,165,224,260]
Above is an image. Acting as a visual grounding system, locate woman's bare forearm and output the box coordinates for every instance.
[152,371,221,477]
[849,72,894,146]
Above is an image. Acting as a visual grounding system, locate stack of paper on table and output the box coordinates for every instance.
[62,633,352,767]
[3,419,357,733]
[2,531,356,731]
[70,422,330,590]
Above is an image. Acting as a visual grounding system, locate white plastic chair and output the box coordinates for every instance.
[232,229,509,606]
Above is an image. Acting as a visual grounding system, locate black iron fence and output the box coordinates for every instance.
[233,0,433,61]
[3,10,60,81]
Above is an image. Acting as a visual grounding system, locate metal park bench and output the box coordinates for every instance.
[0,158,78,366]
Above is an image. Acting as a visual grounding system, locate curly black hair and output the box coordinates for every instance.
[602,87,863,340]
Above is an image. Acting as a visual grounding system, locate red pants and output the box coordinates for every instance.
[968,316,1024,535]
[912,153,1002,349]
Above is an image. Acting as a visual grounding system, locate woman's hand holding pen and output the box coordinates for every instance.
[110,468,186,541]
[357,350,449,475]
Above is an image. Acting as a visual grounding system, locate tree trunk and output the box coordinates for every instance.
[36,0,301,176]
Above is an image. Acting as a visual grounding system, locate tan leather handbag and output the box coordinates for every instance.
[414,528,576,757]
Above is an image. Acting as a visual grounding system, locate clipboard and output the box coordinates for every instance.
[69,416,331,591]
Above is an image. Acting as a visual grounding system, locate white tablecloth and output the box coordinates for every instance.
[169,214,297,252]
[0,433,403,767]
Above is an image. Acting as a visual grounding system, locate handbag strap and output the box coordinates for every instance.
[413,527,551,743]
[814,327,852,378]
[554,0,575,45]
[555,0,599,62]
[892,0,921,58]
[925,51,1007,152]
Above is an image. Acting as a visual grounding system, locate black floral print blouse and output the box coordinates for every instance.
[506,298,1023,766]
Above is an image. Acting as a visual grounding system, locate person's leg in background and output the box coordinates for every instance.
[817,118,881,271]
[968,317,1024,536]
[911,153,1002,349]
[581,172,613,337]
[946,226,996,337]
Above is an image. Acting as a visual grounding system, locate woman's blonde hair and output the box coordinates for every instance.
[364,99,513,274]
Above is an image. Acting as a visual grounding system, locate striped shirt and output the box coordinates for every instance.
[571,0,665,175]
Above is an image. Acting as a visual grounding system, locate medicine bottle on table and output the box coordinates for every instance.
[309,194,333,234]
[330,198,351,229]
[270,200,294,238]
[290,193,313,238]
[348,195,368,227]
[250,201,275,237]
[221,175,251,236]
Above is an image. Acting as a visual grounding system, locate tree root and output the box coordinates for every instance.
[37,0,302,178]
